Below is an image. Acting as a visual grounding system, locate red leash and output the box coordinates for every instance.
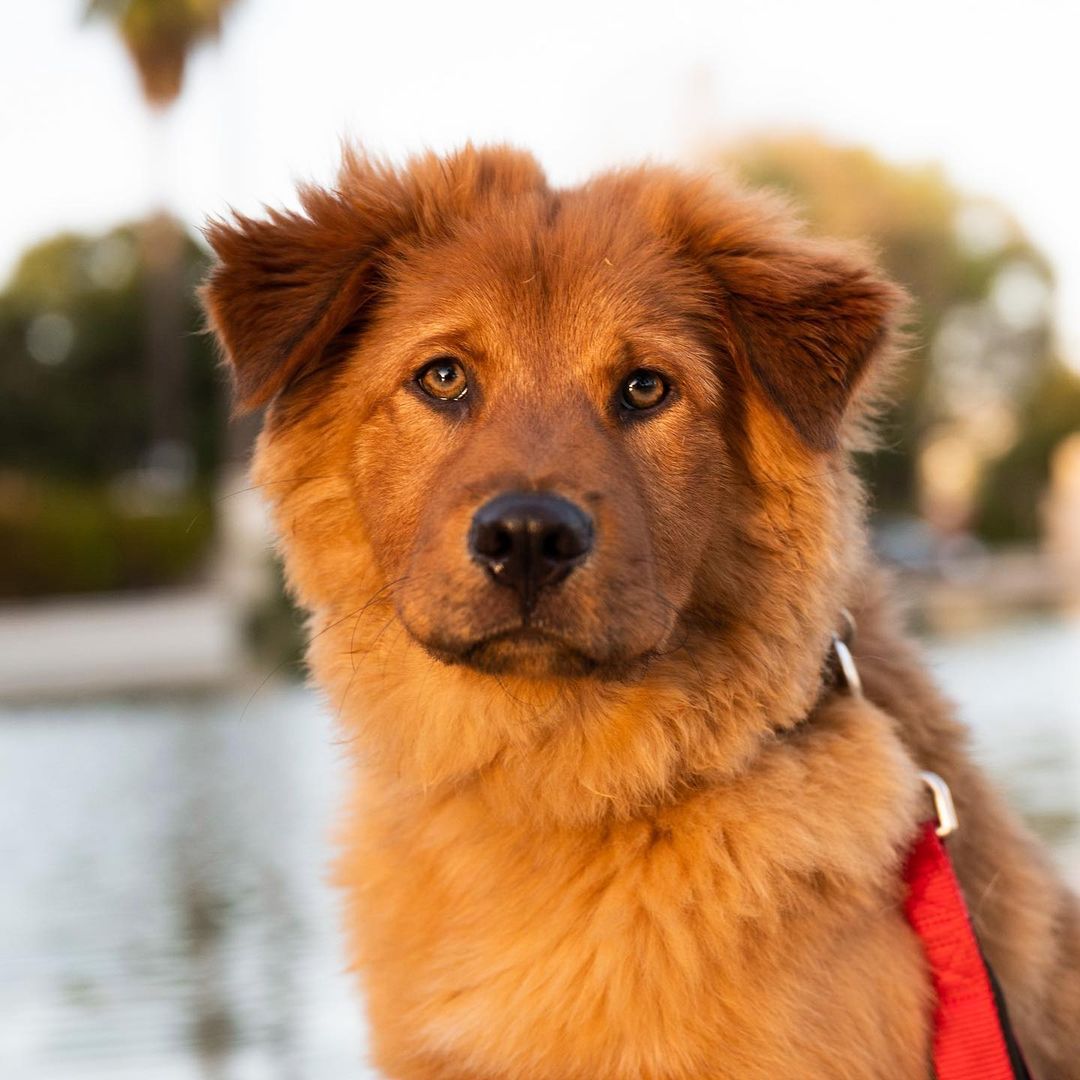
[831,627,1031,1079]
[903,807,1027,1079]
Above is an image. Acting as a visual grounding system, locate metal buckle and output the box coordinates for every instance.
[831,637,862,698]
[919,770,959,838]
[831,608,862,698]
[828,611,957,840]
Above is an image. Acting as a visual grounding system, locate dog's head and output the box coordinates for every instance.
[203,147,903,807]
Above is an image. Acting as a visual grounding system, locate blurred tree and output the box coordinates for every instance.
[0,221,222,481]
[83,0,239,493]
[977,365,1080,543]
[710,135,1079,540]
[0,220,225,596]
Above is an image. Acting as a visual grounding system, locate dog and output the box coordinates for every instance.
[201,145,1080,1079]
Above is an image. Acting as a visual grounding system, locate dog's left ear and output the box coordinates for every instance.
[638,173,906,451]
[709,235,906,451]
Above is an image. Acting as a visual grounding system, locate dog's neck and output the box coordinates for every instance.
[314,592,860,830]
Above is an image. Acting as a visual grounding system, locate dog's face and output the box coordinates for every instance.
[331,208,735,678]
[203,147,901,687]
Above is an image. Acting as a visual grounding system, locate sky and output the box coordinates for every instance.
[3,0,1079,362]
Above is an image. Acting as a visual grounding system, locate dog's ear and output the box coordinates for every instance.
[632,172,906,451]
[201,145,548,413]
[709,235,905,451]
[201,168,407,413]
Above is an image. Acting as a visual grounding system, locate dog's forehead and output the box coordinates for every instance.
[387,198,708,375]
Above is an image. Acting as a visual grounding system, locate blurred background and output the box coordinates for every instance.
[2,1,1079,1077]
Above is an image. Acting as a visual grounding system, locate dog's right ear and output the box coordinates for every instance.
[202,145,550,414]
[201,177,406,414]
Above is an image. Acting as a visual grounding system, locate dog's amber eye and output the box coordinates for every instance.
[417,357,468,402]
[620,369,668,411]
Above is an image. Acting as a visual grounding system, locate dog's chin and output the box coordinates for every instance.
[418,627,636,680]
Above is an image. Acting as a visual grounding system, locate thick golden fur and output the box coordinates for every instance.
[202,146,1080,1079]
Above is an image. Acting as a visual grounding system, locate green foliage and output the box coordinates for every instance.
[0,219,228,597]
[0,220,225,483]
[976,365,1080,542]
[0,478,214,597]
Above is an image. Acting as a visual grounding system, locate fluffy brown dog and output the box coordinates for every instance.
[202,146,1080,1079]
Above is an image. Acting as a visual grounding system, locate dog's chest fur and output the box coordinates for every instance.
[339,696,932,1080]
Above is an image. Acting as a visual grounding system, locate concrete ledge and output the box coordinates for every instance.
[0,589,247,701]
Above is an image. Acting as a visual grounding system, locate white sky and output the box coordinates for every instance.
[3,0,1079,362]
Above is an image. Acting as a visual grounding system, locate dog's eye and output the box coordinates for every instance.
[417,357,468,402]
[620,369,668,412]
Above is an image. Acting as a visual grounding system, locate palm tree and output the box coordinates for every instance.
[84,0,238,488]
[86,0,237,108]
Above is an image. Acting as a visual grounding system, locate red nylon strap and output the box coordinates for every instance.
[903,821,1017,1080]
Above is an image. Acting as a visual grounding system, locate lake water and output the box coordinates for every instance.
[2,613,1078,1079]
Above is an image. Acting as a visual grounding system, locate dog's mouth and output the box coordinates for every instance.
[419,625,605,678]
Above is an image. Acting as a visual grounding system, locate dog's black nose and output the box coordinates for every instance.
[469,492,593,611]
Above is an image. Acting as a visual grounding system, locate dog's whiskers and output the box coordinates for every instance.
[334,611,401,727]
[348,576,412,673]
[238,586,394,722]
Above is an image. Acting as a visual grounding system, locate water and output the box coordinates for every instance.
[924,614,1080,880]
[0,689,372,1080]
[1,615,1078,1080]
